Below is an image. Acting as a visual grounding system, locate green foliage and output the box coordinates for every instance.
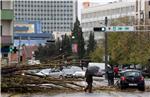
[61,34,72,54]
[89,32,150,65]
[89,16,150,66]
[35,35,72,62]
[89,46,104,62]
[71,17,85,59]
[108,32,150,65]
[87,32,97,55]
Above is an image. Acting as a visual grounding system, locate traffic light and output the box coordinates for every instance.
[93,27,106,32]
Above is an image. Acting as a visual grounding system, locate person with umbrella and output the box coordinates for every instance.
[84,66,99,93]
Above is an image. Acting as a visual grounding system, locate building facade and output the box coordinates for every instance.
[81,1,135,40]
[1,0,14,65]
[14,20,53,46]
[14,0,78,33]
[135,0,150,26]
[81,0,150,40]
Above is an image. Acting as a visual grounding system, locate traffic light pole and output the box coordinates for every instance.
[104,17,108,79]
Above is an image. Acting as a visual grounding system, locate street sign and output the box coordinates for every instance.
[106,26,135,32]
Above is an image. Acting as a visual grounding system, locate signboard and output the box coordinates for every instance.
[106,26,135,32]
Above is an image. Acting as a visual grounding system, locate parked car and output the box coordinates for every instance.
[142,69,150,78]
[35,69,52,76]
[49,69,63,79]
[73,71,85,78]
[62,68,74,78]
[118,69,145,91]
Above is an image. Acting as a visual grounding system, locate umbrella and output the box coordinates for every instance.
[86,66,100,76]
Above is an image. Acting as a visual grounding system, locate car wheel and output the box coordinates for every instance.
[138,86,145,91]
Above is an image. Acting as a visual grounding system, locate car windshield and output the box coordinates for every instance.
[124,71,141,77]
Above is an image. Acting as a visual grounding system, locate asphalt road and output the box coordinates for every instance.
[2,91,150,97]
[51,91,150,97]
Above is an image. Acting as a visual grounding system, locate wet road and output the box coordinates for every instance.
[2,91,150,97]
[51,92,150,97]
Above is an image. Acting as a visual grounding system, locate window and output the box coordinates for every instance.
[149,11,150,19]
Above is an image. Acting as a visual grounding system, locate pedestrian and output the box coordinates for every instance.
[84,69,93,93]
[107,65,114,86]
[114,65,119,78]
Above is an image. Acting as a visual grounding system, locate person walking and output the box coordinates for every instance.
[84,69,93,93]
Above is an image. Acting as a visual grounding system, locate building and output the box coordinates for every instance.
[135,0,150,26]
[81,0,150,41]
[14,0,78,33]
[1,0,14,65]
[12,20,53,64]
[14,20,53,46]
[81,1,135,40]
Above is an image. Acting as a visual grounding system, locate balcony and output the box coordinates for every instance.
[0,9,14,20]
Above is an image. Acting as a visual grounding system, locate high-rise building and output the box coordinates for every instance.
[81,1,135,40]
[81,0,150,41]
[1,0,14,65]
[14,0,78,33]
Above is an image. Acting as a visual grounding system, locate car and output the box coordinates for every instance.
[62,68,74,78]
[73,71,85,78]
[62,66,83,78]
[35,69,52,76]
[72,66,86,78]
[142,69,150,78]
[49,69,63,79]
[35,68,63,79]
[118,69,145,91]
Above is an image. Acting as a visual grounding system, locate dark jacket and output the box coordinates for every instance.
[107,67,114,78]
[85,70,93,83]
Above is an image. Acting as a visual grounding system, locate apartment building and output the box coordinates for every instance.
[1,0,14,65]
[81,0,150,40]
[14,0,78,33]
[81,1,135,40]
